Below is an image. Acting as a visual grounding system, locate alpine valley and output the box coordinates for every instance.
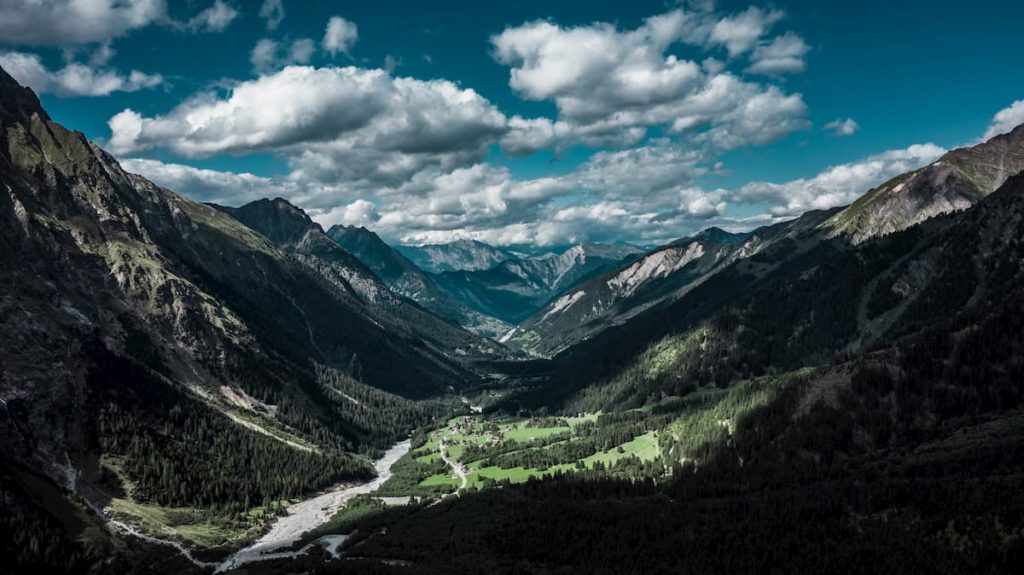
[2,9,1024,575]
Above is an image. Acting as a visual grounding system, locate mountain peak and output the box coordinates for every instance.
[825,122,1024,243]
[693,227,748,244]
[0,63,48,126]
[217,197,319,246]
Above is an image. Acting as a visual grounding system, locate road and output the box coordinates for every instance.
[438,436,468,494]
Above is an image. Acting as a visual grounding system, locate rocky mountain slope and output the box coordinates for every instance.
[326,224,511,338]
[217,199,507,356]
[501,221,823,357]
[431,243,642,325]
[505,127,1024,359]
[0,64,479,541]
[396,238,516,273]
[533,161,1024,413]
[824,124,1024,242]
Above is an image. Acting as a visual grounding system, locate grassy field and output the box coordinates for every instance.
[379,412,666,496]
[99,455,279,548]
[107,499,253,548]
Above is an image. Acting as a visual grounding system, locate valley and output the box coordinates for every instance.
[1,9,1024,572]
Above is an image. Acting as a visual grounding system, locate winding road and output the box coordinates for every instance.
[438,436,468,494]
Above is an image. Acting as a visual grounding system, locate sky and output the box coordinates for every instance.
[2,0,1024,248]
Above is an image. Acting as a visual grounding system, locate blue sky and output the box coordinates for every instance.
[2,0,1023,247]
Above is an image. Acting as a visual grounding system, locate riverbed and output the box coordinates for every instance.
[216,438,411,571]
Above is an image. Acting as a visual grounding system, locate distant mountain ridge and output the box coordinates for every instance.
[430,242,643,324]
[215,199,508,356]
[396,239,517,273]
[325,223,513,338]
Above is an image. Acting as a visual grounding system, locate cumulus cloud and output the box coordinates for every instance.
[491,9,809,153]
[186,0,237,33]
[824,117,859,136]
[259,0,285,30]
[93,5,842,247]
[323,16,358,57]
[574,140,706,197]
[734,143,946,215]
[0,0,166,46]
[120,158,294,206]
[320,199,380,227]
[708,7,783,57]
[250,38,315,74]
[491,12,704,121]
[983,99,1024,140]
[747,32,807,74]
[107,66,505,157]
[0,1,238,46]
[0,51,162,97]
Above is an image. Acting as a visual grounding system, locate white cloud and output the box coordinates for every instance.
[983,99,1024,141]
[329,199,380,227]
[824,117,859,136]
[187,0,237,33]
[709,7,783,57]
[89,42,116,66]
[491,9,809,153]
[574,140,706,197]
[0,51,162,97]
[734,143,946,215]
[747,32,807,75]
[323,16,358,57]
[124,139,947,249]
[250,38,315,74]
[492,12,703,121]
[120,158,294,206]
[0,0,166,46]
[259,0,285,30]
[106,65,509,204]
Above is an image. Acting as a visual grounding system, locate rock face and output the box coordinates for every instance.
[0,65,483,491]
[396,239,516,273]
[825,124,1024,242]
[326,224,512,338]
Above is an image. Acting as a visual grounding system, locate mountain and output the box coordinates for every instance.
[825,125,1024,242]
[396,238,517,273]
[215,199,508,356]
[325,224,511,338]
[257,169,1024,575]
[501,224,796,356]
[431,243,643,324]
[521,128,1024,412]
[0,65,485,571]
[505,129,1024,359]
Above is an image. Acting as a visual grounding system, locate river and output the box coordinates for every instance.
[102,439,412,572]
[215,438,412,571]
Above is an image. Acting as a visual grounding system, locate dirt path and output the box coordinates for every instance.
[438,436,468,494]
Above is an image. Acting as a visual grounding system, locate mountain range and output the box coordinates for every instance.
[3,61,1024,575]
